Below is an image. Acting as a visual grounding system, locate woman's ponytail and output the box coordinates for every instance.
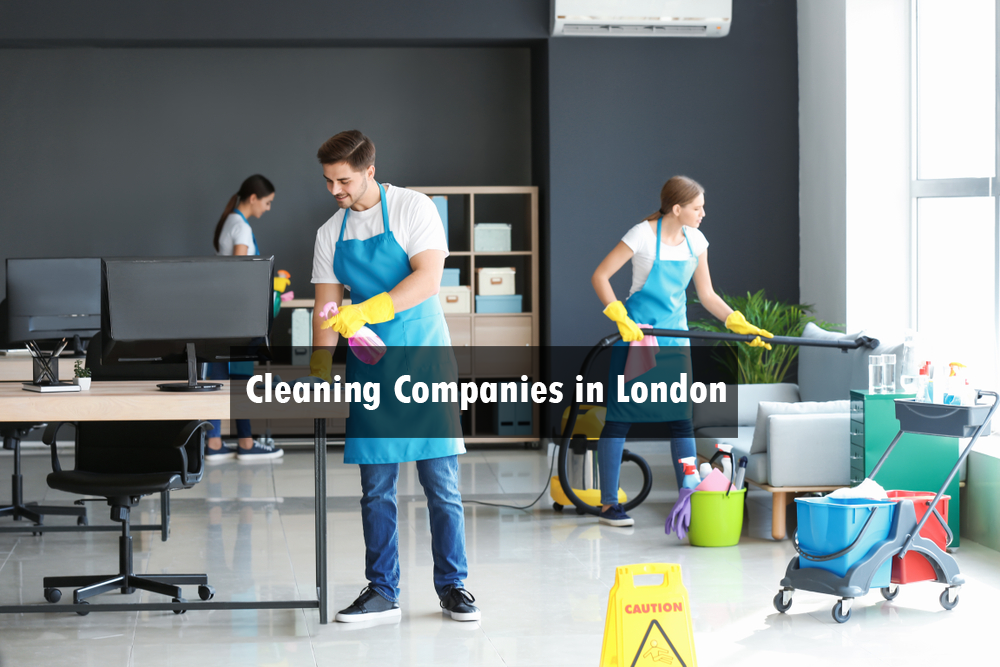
[213,174,275,252]
[213,193,240,252]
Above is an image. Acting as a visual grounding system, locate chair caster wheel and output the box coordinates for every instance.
[940,588,959,610]
[773,590,792,613]
[172,597,187,614]
[552,503,563,512]
[832,600,852,624]
[44,588,62,603]
[76,601,90,616]
[77,516,88,526]
[881,585,899,601]
[198,585,215,601]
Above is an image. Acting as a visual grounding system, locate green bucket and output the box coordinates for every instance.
[687,488,746,547]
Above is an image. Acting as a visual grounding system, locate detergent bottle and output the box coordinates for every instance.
[680,464,700,490]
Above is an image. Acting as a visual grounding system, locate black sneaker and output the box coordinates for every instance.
[440,587,481,622]
[599,504,634,527]
[335,586,400,623]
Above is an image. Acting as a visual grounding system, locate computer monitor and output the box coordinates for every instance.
[101,256,274,392]
[6,257,102,356]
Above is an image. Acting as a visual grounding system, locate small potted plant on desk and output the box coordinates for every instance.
[74,360,92,390]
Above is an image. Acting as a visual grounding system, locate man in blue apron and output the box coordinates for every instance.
[308,130,479,623]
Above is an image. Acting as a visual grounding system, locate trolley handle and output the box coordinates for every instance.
[793,506,881,562]
[929,504,954,548]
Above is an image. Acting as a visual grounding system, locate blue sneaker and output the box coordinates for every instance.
[237,439,284,463]
[599,504,634,527]
[205,441,237,464]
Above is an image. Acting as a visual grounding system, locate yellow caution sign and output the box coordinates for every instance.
[600,563,696,667]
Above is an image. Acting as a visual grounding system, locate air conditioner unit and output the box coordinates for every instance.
[552,0,732,38]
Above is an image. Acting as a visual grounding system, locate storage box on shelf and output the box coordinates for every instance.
[410,185,540,443]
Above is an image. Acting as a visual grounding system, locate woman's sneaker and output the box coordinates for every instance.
[236,440,284,463]
[205,442,237,464]
[599,504,634,527]
[335,586,401,623]
[440,587,481,622]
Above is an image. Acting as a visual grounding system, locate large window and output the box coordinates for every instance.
[913,0,999,391]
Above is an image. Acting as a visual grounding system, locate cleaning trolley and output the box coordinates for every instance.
[774,391,998,623]
[555,328,877,517]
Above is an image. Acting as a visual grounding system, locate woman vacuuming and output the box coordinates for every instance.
[591,175,771,526]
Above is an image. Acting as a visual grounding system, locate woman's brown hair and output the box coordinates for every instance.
[213,174,275,252]
[645,175,705,221]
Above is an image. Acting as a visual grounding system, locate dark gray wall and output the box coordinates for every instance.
[0,47,532,305]
[545,2,800,345]
[1,0,800,349]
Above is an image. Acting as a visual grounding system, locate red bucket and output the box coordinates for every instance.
[886,490,950,584]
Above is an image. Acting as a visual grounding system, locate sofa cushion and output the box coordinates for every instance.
[798,323,865,402]
[751,400,850,454]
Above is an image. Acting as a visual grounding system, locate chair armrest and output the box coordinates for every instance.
[172,420,212,486]
[767,413,851,487]
[41,422,74,473]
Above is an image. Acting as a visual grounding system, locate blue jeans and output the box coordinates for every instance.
[204,362,252,440]
[359,455,468,601]
[597,419,696,505]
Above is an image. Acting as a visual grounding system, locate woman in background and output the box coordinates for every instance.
[591,175,771,526]
[206,174,283,463]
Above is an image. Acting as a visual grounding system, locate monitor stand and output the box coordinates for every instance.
[157,343,223,392]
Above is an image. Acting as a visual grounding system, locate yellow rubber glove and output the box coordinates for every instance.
[603,301,644,342]
[309,349,333,383]
[726,311,774,350]
[321,292,395,339]
[273,276,291,293]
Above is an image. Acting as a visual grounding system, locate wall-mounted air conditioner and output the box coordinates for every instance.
[552,0,732,38]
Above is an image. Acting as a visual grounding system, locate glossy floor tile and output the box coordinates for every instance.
[1,443,998,666]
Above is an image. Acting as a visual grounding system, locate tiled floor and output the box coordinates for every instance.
[1,442,997,666]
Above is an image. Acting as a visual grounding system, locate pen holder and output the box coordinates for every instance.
[32,353,60,384]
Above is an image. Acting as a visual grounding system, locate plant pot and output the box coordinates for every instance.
[74,377,91,391]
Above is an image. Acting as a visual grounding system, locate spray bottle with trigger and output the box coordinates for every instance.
[678,457,701,489]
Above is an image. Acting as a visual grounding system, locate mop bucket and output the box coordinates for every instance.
[795,497,896,588]
[687,488,746,547]
[886,490,951,584]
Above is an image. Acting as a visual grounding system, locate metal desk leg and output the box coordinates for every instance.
[314,418,328,624]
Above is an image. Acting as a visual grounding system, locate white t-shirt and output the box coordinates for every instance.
[311,184,448,289]
[216,213,256,256]
[621,221,709,297]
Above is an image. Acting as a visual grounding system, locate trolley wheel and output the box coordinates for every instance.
[831,600,852,624]
[44,588,62,603]
[552,503,563,512]
[940,588,959,611]
[880,585,899,601]
[198,585,215,601]
[77,516,88,526]
[76,601,90,616]
[172,597,187,614]
[772,590,792,613]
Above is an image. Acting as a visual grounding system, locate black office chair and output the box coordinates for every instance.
[40,419,215,612]
[1,423,88,529]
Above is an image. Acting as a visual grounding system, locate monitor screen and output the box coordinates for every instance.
[101,256,273,365]
[6,257,102,347]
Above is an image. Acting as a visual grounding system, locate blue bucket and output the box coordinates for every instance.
[795,497,896,588]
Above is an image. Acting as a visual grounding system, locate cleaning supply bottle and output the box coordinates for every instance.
[715,443,734,480]
[680,463,701,490]
[916,363,930,402]
[699,462,713,480]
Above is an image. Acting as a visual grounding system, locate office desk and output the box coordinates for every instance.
[0,354,79,383]
[0,380,345,623]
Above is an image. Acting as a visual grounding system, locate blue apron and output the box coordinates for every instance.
[334,182,465,464]
[606,217,698,423]
[229,209,258,378]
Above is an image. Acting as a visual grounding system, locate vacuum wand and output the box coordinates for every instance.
[596,328,878,351]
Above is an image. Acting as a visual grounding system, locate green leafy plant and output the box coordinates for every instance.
[688,289,843,384]
[74,360,92,378]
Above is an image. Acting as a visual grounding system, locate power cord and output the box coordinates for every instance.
[462,443,557,512]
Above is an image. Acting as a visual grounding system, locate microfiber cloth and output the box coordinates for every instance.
[665,488,695,540]
[624,324,658,383]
